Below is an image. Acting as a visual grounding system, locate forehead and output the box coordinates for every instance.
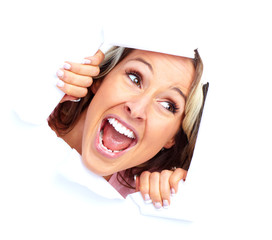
[121,50,195,94]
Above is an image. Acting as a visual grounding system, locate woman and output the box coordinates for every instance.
[50,46,205,208]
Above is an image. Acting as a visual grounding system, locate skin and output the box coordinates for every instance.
[82,50,194,175]
[56,49,194,207]
[137,168,187,207]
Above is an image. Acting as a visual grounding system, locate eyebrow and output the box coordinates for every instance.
[129,58,153,73]
[128,58,186,100]
[171,87,187,101]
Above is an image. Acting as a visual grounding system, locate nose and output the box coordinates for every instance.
[124,95,150,121]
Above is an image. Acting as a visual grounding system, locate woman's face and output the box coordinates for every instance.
[82,50,195,176]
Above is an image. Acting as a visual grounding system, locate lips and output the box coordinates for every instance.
[95,115,138,158]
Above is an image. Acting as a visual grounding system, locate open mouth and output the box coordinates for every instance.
[96,116,138,158]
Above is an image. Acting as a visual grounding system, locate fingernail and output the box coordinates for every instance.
[82,59,91,64]
[163,200,170,209]
[70,98,81,102]
[154,202,162,209]
[144,194,152,204]
[56,69,64,77]
[57,79,64,88]
[171,188,176,196]
[63,63,71,70]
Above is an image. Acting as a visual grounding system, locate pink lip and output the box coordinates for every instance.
[94,114,138,159]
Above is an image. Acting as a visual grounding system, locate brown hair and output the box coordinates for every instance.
[48,46,208,188]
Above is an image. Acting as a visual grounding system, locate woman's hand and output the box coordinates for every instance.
[136,168,187,209]
[56,50,105,102]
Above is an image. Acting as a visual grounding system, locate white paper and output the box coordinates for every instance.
[57,149,124,200]
[2,1,272,239]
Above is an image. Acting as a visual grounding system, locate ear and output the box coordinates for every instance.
[163,137,175,149]
[91,80,102,94]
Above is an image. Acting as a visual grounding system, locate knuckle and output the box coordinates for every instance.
[141,171,150,178]
[64,85,72,96]
[169,175,179,187]
[68,76,76,85]
[85,77,93,87]
[96,50,105,63]
[81,88,88,97]
[175,168,184,174]
[149,172,160,182]
[160,170,171,178]
[73,64,81,73]
[92,66,100,76]
[69,79,77,87]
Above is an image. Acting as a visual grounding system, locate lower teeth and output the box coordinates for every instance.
[99,130,121,153]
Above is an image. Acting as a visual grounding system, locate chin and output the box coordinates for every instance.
[81,154,113,176]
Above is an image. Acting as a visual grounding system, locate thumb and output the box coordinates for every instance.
[135,175,140,192]
[60,94,80,103]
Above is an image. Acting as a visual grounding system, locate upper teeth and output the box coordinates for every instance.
[108,118,135,139]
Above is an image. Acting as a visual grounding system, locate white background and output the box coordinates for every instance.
[1,0,272,239]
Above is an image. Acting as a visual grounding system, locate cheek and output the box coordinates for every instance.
[155,118,181,144]
[89,87,117,114]
[143,120,179,151]
[152,115,181,136]
[96,78,129,106]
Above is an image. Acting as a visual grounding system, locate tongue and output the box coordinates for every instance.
[103,122,133,151]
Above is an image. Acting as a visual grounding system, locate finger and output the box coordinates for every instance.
[159,170,173,208]
[169,168,187,195]
[149,172,162,209]
[57,69,93,88]
[82,50,105,66]
[56,79,88,98]
[139,171,152,203]
[64,62,100,77]
[135,176,140,192]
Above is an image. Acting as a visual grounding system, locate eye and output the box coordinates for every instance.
[160,101,179,113]
[126,71,142,88]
